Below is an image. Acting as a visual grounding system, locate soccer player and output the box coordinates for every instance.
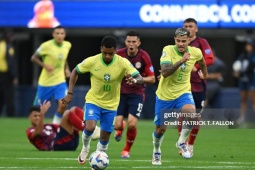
[114,31,155,158]
[177,18,214,157]
[31,25,71,124]
[61,36,144,165]
[26,101,85,151]
[152,28,208,165]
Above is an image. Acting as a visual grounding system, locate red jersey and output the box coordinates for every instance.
[26,124,58,151]
[117,48,155,94]
[189,37,214,92]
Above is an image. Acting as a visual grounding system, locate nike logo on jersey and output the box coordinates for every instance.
[94,68,100,71]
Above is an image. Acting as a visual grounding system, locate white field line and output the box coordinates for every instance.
[3,157,254,165]
[0,157,254,169]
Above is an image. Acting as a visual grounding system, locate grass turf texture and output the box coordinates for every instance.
[0,118,254,169]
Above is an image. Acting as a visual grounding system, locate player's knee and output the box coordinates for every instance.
[156,128,166,135]
[85,126,96,133]
[127,123,136,130]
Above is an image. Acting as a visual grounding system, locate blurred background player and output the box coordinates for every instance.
[0,31,18,117]
[152,28,208,165]
[28,0,60,28]
[61,35,144,165]
[205,50,225,108]
[233,39,255,124]
[178,18,214,157]
[26,101,85,151]
[114,31,155,158]
[31,26,71,124]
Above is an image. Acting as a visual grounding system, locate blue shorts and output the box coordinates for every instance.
[84,103,116,133]
[117,94,143,119]
[154,93,195,126]
[54,126,79,151]
[33,82,67,105]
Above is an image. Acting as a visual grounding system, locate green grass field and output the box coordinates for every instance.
[0,118,255,170]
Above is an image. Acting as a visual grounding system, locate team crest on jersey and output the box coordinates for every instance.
[135,62,141,69]
[104,74,111,81]
[161,51,166,58]
[58,53,63,60]
[180,63,186,71]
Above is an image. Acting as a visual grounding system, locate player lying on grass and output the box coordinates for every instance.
[26,101,100,151]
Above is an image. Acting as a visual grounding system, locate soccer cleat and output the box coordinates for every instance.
[152,152,162,165]
[187,144,194,158]
[77,146,89,164]
[176,142,191,159]
[114,120,126,142]
[121,150,130,158]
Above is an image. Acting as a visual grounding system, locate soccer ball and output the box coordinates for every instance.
[89,151,109,170]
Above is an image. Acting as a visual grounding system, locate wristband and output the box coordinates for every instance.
[67,92,73,95]
[133,78,137,84]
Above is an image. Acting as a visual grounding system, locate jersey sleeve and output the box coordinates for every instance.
[26,128,35,140]
[76,57,93,74]
[36,42,47,58]
[122,58,139,77]
[160,46,172,65]
[143,52,155,77]
[195,38,214,69]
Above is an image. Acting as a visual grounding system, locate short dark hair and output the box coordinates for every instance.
[183,18,197,25]
[53,25,65,32]
[101,36,117,49]
[126,31,140,39]
[175,28,190,37]
[29,106,40,115]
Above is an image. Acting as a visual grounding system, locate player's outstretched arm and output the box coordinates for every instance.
[61,68,79,107]
[125,73,144,85]
[32,101,51,138]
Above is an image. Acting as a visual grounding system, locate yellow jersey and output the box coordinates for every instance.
[156,45,202,100]
[36,39,71,86]
[76,54,139,110]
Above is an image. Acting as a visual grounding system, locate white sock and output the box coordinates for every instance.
[96,140,109,152]
[152,132,164,153]
[52,112,62,124]
[82,131,92,150]
[178,125,192,144]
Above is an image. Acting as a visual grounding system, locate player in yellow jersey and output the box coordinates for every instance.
[31,26,71,124]
[152,28,208,165]
[61,36,144,166]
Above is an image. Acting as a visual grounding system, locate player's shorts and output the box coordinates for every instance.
[154,93,195,126]
[117,94,143,119]
[239,81,255,91]
[84,103,116,133]
[53,126,79,151]
[192,91,206,109]
[33,82,67,105]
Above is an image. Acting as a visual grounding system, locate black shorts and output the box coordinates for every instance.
[53,126,79,151]
[117,94,143,119]
[192,91,206,109]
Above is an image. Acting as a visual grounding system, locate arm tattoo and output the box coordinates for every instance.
[161,61,183,78]
[133,74,144,84]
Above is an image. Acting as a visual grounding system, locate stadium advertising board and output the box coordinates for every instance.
[0,0,254,28]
